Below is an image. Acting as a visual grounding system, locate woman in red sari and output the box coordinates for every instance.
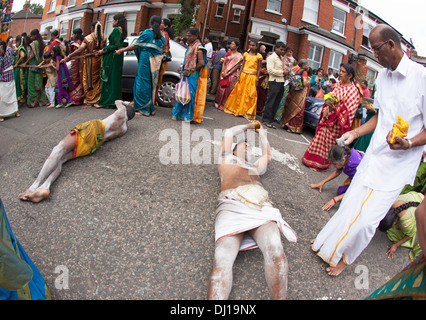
[47,30,61,53]
[302,63,362,171]
[213,40,243,110]
[69,28,85,105]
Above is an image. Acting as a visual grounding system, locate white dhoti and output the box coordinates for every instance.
[215,184,297,251]
[312,173,403,267]
[0,80,19,118]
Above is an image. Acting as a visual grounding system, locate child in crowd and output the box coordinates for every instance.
[282,46,295,76]
[310,145,364,211]
[51,45,73,108]
[38,51,57,108]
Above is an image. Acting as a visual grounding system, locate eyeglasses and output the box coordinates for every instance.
[372,40,389,53]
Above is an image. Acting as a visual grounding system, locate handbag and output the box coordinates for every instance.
[175,77,191,105]
[162,51,172,62]
[220,77,229,87]
[289,69,304,91]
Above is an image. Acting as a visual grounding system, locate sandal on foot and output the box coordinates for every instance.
[264,122,276,129]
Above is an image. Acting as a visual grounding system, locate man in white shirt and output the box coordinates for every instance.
[312,24,426,276]
[261,41,287,129]
[204,36,213,75]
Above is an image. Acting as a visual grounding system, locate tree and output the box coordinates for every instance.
[172,0,200,36]
[29,3,44,15]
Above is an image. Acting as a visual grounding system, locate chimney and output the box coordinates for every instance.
[23,1,31,12]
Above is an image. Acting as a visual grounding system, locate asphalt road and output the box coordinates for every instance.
[0,98,410,301]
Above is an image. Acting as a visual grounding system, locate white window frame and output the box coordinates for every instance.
[332,7,346,36]
[366,68,377,88]
[71,19,81,32]
[216,3,225,17]
[266,0,282,14]
[308,43,323,71]
[67,0,76,7]
[328,50,343,73]
[232,9,241,23]
[362,23,373,49]
[60,21,68,40]
[48,0,56,13]
[302,0,319,25]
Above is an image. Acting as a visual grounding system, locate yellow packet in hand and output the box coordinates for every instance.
[324,93,338,104]
[390,116,409,144]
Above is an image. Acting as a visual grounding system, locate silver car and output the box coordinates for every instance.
[121,36,186,107]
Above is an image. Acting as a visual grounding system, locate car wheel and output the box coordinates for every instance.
[157,76,178,107]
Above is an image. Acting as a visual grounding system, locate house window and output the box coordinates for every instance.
[328,51,343,73]
[332,8,345,35]
[362,23,373,48]
[232,9,241,23]
[216,3,225,17]
[71,19,81,32]
[366,68,377,88]
[67,0,75,7]
[60,21,68,39]
[308,43,323,70]
[49,0,56,12]
[303,0,319,25]
[267,0,282,13]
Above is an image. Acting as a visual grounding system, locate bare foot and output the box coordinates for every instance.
[326,260,347,276]
[47,105,54,109]
[82,104,92,109]
[15,113,20,117]
[93,104,102,108]
[25,189,50,203]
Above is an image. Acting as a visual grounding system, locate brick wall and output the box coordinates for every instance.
[9,18,41,37]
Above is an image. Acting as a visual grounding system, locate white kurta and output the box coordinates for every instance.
[313,54,426,266]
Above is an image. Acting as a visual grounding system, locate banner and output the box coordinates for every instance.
[0,0,14,41]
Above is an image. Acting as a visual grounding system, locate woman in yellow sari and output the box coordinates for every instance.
[223,39,262,120]
[64,21,106,108]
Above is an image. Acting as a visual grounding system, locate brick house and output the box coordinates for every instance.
[9,2,42,37]
[40,0,181,41]
[202,0,415,89]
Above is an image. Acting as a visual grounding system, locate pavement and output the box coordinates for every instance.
[0,97,411,300]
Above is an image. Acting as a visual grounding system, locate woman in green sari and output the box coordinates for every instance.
[378,191,424,260]
[13,35,28,105]
[95,14,127,109]
[23,29,47,107]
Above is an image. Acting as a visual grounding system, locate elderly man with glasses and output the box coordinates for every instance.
[311,24,426,276]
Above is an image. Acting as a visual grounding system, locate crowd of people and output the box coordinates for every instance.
[1,15,425,300]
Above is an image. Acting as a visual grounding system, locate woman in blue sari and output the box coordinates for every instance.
[171,28,207,123]
[0,198,51,300]
[116,15,164,116]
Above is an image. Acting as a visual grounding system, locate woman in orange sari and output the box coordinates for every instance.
[282,60,310,133]
[64,21,106,108]
[171,28,207,123]
[213,40,243,111]
[223,39,262,120]
[302,63,362,171]
[69,28,84,106]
